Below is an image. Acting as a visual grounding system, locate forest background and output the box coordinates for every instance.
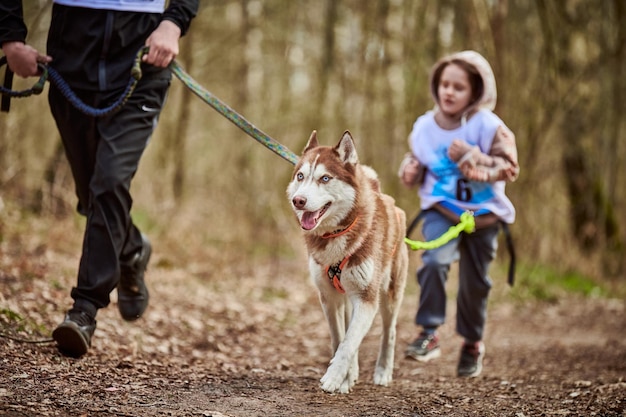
[1,0,624,291]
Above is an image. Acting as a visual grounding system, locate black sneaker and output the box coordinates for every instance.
[52,309,96,358]
[405,332,441,362]
[118,233,151,321]
[457,341,485,377]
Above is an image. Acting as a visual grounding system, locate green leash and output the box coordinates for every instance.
[404,211,476,250]
[169,60,298,165]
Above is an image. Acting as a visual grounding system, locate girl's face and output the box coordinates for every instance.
[437,63,473,117]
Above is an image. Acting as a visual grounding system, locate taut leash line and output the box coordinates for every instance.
[169,60,298,165]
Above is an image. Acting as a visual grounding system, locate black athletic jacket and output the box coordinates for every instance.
[0,1,198,91]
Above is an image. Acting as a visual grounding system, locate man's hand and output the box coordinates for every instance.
[142,20,182,68]
[2,41,52,78]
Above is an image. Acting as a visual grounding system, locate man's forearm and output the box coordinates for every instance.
[0,0,28,47]
[163,0,199,37]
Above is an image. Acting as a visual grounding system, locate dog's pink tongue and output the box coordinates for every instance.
[301,211,318,230]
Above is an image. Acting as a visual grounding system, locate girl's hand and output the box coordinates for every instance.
[398,153,424,188]
[448,139,473,162]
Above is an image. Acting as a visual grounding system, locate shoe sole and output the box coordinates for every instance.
[405,347,441,363]
[458,364,482,378]
[118,289,150,322]
[52,322,90,358]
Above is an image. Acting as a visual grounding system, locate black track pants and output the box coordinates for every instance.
[48,76,170,315]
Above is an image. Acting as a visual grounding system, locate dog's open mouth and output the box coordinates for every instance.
[300,202,331,231]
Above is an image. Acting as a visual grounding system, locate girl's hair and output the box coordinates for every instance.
[432,59,484,105]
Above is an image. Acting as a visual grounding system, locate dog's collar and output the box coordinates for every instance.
[321,215,360,239]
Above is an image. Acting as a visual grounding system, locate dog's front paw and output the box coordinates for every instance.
[373,365,393,387]
[320,368,350,394]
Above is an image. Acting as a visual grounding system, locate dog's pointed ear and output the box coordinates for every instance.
[303,130,319,153]
[336,130,359,165]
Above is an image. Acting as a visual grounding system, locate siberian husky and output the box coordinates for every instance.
[287,130,408,394]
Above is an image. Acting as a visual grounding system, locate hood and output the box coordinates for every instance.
[429,50,497,113]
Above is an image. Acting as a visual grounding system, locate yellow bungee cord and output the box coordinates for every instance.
[404,211,476,251]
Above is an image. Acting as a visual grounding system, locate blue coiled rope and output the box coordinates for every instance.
[0,53,141,117]
[45,53,143,118]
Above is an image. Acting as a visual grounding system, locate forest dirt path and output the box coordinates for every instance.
[1,233,625,417]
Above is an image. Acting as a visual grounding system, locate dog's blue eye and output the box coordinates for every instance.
[297,172,304,181]
[321,175,330,183]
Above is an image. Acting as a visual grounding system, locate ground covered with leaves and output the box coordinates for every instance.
[1,219,625,416]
